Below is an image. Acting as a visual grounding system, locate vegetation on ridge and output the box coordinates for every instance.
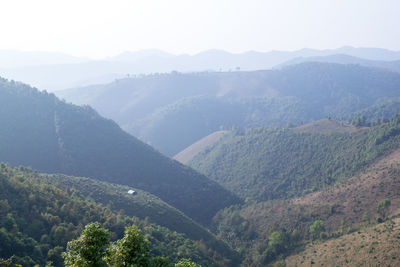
[58,63,400,155]
[189,115,400,201]
[0,77,241,225]
[0,165,239,267]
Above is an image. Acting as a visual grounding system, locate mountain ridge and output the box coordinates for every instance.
[57,63,400,156]
[3,46,400,90]
[0,77,240,225]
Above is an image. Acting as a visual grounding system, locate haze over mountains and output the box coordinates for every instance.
[58,62,400,156]
[1,46,400,266]
[279,54,400,73]
[1,46,400,91]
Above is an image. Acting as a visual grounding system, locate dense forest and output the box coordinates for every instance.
[0,77,240,225]
[0,165,240,266]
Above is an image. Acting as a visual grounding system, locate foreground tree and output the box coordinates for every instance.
[63,223,200,267]
[104,226,151,267]
[63,222,110,267]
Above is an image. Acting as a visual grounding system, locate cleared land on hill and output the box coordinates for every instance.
[173,130,229,164]
[285,217,400,267]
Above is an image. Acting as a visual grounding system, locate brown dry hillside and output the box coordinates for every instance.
[285,217,400,267]
[293,118,362,134]
[290,147,400,232]
[173,130,229,164]
[215,146,400,248]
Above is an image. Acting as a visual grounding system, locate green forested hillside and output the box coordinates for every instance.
[42,175,205,241]
[0,78,240,225]
[211,146,400,266]
[199,116,400,266]
[189,116,400,201]
[58,63,400,156]
[344,97,400,124]
[0,165,239,267]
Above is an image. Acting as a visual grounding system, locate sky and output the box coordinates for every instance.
[0,0,399,59]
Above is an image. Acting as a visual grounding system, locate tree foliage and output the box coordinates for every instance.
[63,223,110,267]
[64,223,200,267]
[309,220,325,240]
[377,198,391,219]
[0,165,222,266]
[104,226,150,267]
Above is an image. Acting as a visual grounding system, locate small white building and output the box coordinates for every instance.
[127,189,137,195]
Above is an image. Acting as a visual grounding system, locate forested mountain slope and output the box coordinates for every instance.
[211,134,400,266]
[42,174,224,243]
[189,117,400,201]
[0,78,240,225]
[0,165,239,267]
[344,97,400,124]
[58,63,400,156]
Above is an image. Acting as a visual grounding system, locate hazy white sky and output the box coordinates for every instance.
[0,0,399,58]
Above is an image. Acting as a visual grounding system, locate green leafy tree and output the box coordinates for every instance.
[377,198,391,220]
[309,219,325,240]
[0,256,14,267]
[268,231,288,254]
[175,259,200,267]
[104,226,151,267]
[63,222,201,267]
[63,222,110,267]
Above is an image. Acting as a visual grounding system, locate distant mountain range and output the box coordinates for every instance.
[279,54,400,72]
[0,49,89,68]
[1,46,400,90]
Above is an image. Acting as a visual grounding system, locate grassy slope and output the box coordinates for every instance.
[173,130,229,164]
[285,217,400,267]
[292,118,361,134]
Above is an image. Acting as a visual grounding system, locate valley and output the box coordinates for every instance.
[1,47,400,266]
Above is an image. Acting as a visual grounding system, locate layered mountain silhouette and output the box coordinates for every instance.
[0,77,240,225]
[2,46,400,90]
[59,62,400,156]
